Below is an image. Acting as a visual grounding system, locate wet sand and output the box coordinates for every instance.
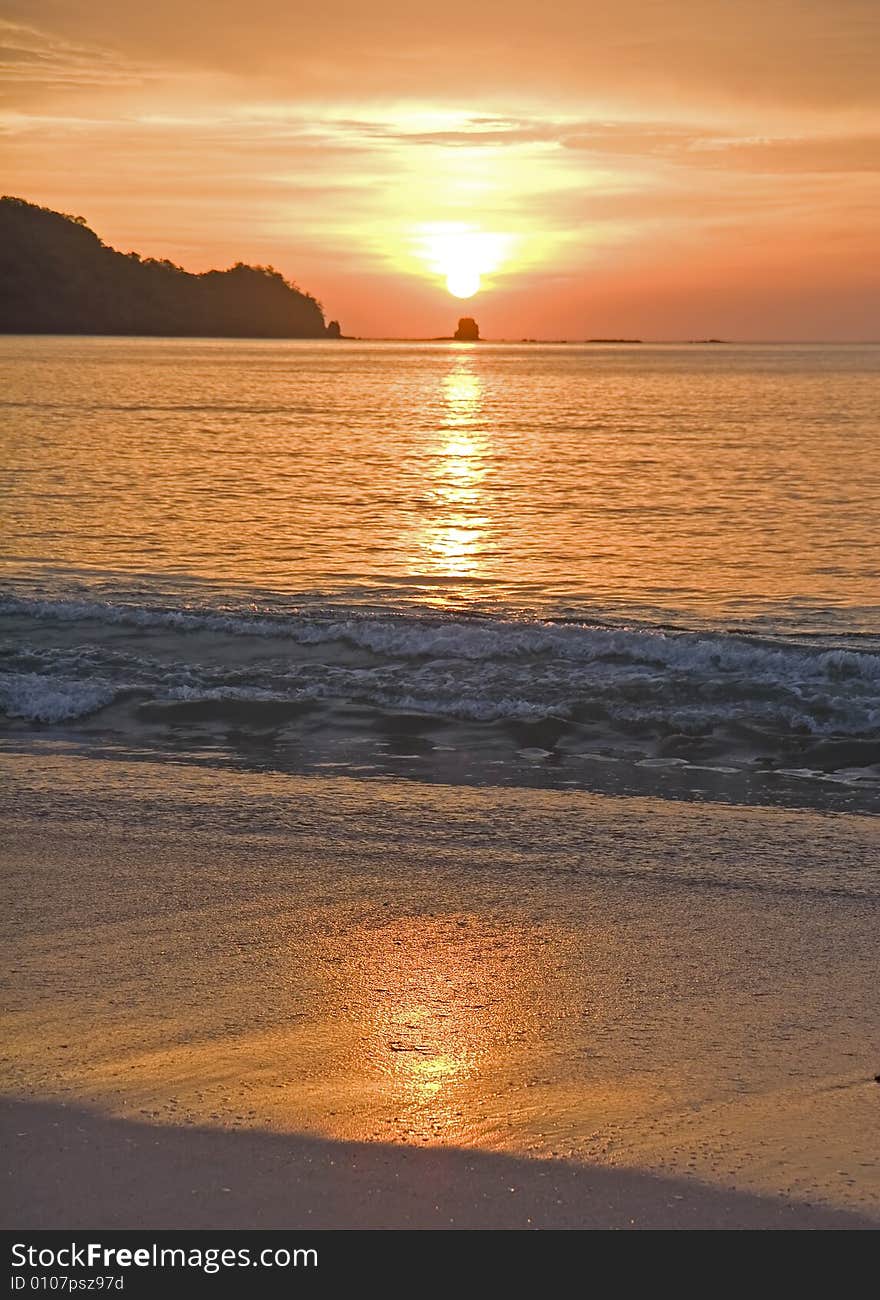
[1,753,878,1229]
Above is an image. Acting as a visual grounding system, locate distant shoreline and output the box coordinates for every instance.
[3,333,878,344]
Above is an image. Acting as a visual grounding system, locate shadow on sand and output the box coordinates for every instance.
[2,1098,875,1231]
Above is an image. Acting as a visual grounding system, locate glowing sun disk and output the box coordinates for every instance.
[416,224,513,299]
[447,266,481,298]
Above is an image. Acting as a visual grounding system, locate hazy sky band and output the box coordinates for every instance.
[2,1,878,338]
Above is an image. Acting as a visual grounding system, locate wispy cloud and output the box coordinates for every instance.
[0,19,154,90]
[6,103,877,177]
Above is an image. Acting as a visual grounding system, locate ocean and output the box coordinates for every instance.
[2,336,879,811]
[4,336,880,1225]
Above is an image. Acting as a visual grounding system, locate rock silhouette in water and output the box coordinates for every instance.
[454,317,480,341]
[326,320,342,339]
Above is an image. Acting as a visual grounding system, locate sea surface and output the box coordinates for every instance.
[2,336,879,810]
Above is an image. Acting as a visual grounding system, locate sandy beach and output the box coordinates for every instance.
[2,749,878,1230]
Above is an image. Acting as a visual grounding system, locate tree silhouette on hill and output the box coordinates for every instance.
[0,197,339,339]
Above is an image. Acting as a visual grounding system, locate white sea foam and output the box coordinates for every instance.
[2,597,879,760]
[3,593,878,678]
[0,671,120,723]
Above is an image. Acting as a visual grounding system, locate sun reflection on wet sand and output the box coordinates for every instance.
[0,895,562,1152]
[330,913,527,1146]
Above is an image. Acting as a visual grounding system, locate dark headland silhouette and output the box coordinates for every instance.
[0,197,341,339]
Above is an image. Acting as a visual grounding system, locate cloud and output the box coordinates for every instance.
[0,18,151,90]
[4,101,879,178]
[688,135,880,175]
[312,114,880,175]
[562,123,880,174]
[8,0,880,111]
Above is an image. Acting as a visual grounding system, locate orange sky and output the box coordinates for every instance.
[2,1,879,338]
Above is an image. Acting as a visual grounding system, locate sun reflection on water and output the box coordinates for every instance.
[409,360,495,595]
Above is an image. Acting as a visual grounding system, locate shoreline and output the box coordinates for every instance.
[2,753,878,1229]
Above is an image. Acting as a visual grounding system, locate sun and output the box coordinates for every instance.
[446,266,481,299]
[416,224,513,300]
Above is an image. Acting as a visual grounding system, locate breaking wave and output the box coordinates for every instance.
[2,594,879,785]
